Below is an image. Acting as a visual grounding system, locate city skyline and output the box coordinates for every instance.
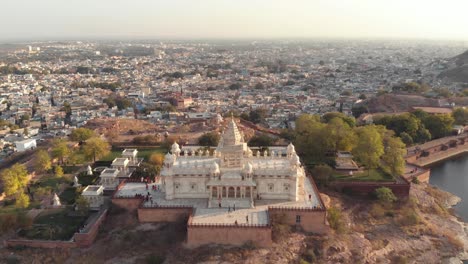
[1,0,468,42]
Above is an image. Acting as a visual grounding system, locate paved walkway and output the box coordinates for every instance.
[191,207,268,225]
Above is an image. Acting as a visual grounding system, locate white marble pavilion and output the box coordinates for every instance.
[161,118,306,208]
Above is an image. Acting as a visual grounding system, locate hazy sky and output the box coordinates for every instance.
[1,0,467,41]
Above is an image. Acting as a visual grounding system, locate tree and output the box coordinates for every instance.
[254,83,265,90]
[326,118,357,152]
[358,94,367,100]
[322,112,356,128]
[82,137,110,162]
[54,165,64,177]
[70,128,96,142]
[198,132,220,146]
[75,196,90,216]
[423,114,454,139]
[51,139,71,164]
[248,134,276,147]
[327,207,345,233]
[399,132,413,146]
[249,108,268,124]
[148,153,165,167]
[34,149,52,173]
[311,164,333,186]
[294,114,329,162]
[352,126,384,171]
[15,192,30,209]
[381,137,406,177]
[375,187,397,205]
[1,163,29,197]
[351,105,368,118]
[452,107,468,125]
[229,83,242,90]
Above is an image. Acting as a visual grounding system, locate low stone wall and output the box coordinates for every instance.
[187,225,272,248]
[269,208,328,234]
[111,197,143,211]
[74,209,108,247]
[5,209,108,249]
[5,239,76,249]
[331,181,410,198]
[138,206,192,222]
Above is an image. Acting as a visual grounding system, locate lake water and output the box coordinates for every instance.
[429,155,468,222]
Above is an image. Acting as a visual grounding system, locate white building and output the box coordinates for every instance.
[99,168,120,190]
[15,138,37,152]
[161,118,305,208]
[82,185,105,210]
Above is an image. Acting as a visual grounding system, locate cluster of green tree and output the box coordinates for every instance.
[240,108,268,124]
[133,134,160,145]
[229,83,242,90]
[247,134,277,147]
[0,119,20,130]
[162,71,184,79]
[133,153,164,181]
[75,66,94,74]
[293,114,405,177]
[351,105,369,118]
[392,81,430,94]
[1,164,30,208]
[88,81,121,91]
[374,110,454,145]
[198,132,220,146]
[52,128,110,164]
[104,96,133,110]
[0,65,36,75]
[452,107,468,125]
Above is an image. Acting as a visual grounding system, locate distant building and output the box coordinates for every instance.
[15,139,36,152]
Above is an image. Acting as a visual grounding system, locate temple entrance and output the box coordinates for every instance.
[222,187,227,198]
[236,187,241,198]
[228,187,235,198]
[212,187,218,198]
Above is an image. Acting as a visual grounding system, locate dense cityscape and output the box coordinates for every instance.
[0,1,468,263]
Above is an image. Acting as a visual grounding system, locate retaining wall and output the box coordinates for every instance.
[138,207,192,222]
[269,208,328,234]
[187,225,272,248]
[331,181,410,198]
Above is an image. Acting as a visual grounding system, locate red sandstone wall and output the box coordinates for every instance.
[5,239,76,249]
[138,207,192,222]
[187,226,272,248]
[74,209,108,247]
[111,198,142,211]
[269,209,328,234]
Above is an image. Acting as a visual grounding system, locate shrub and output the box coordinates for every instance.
[411,177,420,184]
[375,187,397,205]
[303,249,316,263]
[15,192,30,209]
[398,208,420,226]
[370,203,385,218]
[327,207,346,233]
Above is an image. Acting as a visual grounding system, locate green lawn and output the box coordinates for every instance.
[100,147,165,162]
[18,209,88,240]
[331,169,394,182]
[29,176,73,196]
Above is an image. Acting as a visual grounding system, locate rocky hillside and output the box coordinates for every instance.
[1,184,466,264]
[439,50,468,83]
[363,94,468,113]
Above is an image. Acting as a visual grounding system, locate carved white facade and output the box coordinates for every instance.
[161,118,306,207]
